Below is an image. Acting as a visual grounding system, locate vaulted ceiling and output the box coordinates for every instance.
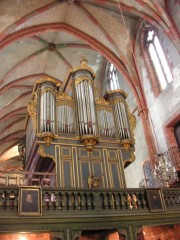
[0,0,177,173]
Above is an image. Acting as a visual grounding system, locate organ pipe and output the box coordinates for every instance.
[36,79,58,146]
[108,90,135,150]
[28,63,135,150]
[70,58,99,151]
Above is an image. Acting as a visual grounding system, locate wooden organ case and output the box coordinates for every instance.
[27,59,136,189]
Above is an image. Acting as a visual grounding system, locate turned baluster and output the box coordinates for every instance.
[120,192,126,209]
[74,192,81,210]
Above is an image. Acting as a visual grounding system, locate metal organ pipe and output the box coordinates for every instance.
[97,108,115,138]
[109,90,132,142]
[75,79,97,137]
[57,103,75,135]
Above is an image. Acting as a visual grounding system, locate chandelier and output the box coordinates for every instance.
[153,154,178,188]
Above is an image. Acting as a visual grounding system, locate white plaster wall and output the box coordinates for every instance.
[168,0,180,33]
[125,111,148,188]
[135,27,180,154]
[116,71,148,187]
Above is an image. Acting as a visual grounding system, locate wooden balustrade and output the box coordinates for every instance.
[0,187,180,214]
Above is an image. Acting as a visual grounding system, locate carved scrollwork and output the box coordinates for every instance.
[81,135,99,152]
[123,153,135,166]
[129,112,136,144]
[39,132,55,146]
[70,57,96,78]
[75,75,92,87]
[88,175,102,188]
[121,139,132,151]
[57,92,73,100]
[96,98,109,105]
[41,87,56,96]
[27,93,37,132]
[36,77,61,87]
[38,145,56,162]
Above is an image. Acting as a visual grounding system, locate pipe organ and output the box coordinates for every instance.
[96,98,116,138]
[27,59,136,188]
[108,90,135,150]
[57,93,75,135]
[40,83,56,134]
[70,57,99,151]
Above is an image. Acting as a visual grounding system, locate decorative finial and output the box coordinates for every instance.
[80,56,88,67]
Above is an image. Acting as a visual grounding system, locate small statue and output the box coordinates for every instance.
[88,175,102,188]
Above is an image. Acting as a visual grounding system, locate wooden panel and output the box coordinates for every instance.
[80,161,90,188]
[110,163,121,188]
[63,160,72,187]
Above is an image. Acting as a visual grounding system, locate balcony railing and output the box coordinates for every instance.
[0,187,180,214]
[0,172,55,187]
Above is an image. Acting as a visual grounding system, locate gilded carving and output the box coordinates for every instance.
[113,97,126,106]
[39,132,55,146]
[41,87,56,96]
[96,98,109,105]
[108,89,128,98]
[70,57,96,78]
[57,92,73,100]
[129,112,136,144]
[81,135,99,152]
[75,75,92,87]
[38,145,56,162]
[27,93,37,132]
[56,101,74,108]
[88,175,102,188]
[96,105,112,112]
[36,77,61,87]
[121,139,132,151]
[123,153,135,166]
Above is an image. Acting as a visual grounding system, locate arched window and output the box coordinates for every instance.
[146,29,173,90]
[107,63,120,91]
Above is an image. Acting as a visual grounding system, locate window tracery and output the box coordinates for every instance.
[146,29,173,91]
[107,63,120,91]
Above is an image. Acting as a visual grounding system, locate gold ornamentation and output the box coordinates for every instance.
[123,153,135,166]
[88,175,102,188]
[41,87,56,96]
[27,93,37,132]
[70,58,96,78]
[81,135,99,152]
[56,101,74,108]
[39,132,55,146]
[38,145,56,162]
[129,112,136,144]
[96,98,109,105]
[36,77,61,87]
[80,56,88,66]
[113,97,126,106]
[96,105,112,112]
[57,92,72,100]
[108,89,128,98]
[121,139,132,150]
[75,75,92,87]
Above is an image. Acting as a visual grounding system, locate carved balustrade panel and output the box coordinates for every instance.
[0,187,180,214]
